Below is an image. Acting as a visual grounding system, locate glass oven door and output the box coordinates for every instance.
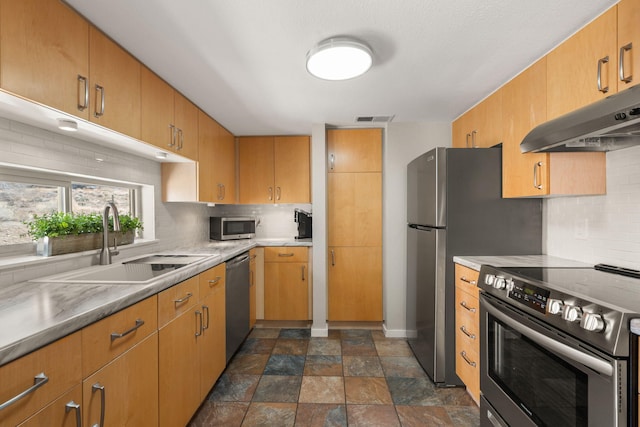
[480,294,627,427]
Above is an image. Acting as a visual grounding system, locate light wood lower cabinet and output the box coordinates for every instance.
[454,263,480,404]
[264,247,309,320]
[19,385,83,427]
[249,249,257,328]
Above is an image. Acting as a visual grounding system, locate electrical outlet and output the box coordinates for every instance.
[574,218,589,240]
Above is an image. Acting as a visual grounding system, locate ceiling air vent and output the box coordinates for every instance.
[355,115,394,123]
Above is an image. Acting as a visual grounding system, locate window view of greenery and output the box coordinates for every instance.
[1,179,136,246]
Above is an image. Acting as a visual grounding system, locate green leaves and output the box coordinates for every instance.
[24,212,143,240]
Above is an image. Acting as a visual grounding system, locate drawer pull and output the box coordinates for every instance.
[461,351,477,368]
[174,292,193,305]
[460,276,477,285]
[92,383,106,427]
[65,400,82,427]
[0,372,48,410]
[459,301,477,313]
[110,319,144,342]
[460,326,476,340]
[278,253,295,257]
[302,265,306,281]
[208,277,222,287]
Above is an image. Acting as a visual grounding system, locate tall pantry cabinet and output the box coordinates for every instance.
[327,128,383,321]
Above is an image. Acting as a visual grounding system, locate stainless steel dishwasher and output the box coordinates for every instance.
[225,252,251,362]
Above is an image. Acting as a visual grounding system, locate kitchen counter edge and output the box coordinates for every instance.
[453,254,592,271]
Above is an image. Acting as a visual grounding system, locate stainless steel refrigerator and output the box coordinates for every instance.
[406,147,542,386]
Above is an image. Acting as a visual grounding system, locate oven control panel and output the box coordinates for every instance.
[483,273,549,314]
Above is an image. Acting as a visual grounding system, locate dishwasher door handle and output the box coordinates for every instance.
[227,254,250,268]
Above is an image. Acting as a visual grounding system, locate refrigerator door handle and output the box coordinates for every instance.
[409,224,437,231]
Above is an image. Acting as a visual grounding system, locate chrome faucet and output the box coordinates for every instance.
[100,201,121,265]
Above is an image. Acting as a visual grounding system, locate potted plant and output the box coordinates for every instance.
[24,212,143,256]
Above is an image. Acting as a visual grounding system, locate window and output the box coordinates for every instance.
[0,168,141,248]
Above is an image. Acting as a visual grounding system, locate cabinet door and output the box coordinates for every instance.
[199,279,226,399]
[547,7,618,119]
[197,110,217,202]
[472,90,502,148]
[19,385,82,427]
[0,0,89,120]
[238,136,275,203]
[264,262,309,320]
[274,136,311,203]
[89,26,141,138]
[174,92,199,160]
[327,128,382,172]
[502,58,550,197]
[452,111,473,148]
[618,0,640,91]
[328,172,382,247]
[83,333,159,427]
[141,66,174,152]
[158,307,200,427]
[249,249,257,328]
[209,118,237,203]
[328,246,382,321]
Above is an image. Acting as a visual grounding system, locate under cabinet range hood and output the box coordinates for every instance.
[520,84,640,153]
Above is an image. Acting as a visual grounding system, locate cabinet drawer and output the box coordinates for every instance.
[82,296,158,378]
[455,308,480,354]
[455,287,479,325]
[264,247,308,263]
[199,263,226,300]
[19,384,82,427]
[455,337,480,403]
[0,332,81,427]
[455,264,480,297]
[158,276,200,328]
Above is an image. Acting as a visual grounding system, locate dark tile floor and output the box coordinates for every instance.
[189,328,480,426]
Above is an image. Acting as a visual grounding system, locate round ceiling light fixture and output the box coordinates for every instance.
[306,37,373,81]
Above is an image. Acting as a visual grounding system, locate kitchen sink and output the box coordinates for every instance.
[30,254,211,284]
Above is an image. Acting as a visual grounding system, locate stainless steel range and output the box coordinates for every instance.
[478,264,640,427]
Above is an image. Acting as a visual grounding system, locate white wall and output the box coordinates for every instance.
[545,146,640,267]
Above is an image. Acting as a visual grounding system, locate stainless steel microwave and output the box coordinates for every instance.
[209,217,256,240]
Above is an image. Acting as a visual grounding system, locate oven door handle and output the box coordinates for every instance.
[484,299,614,377]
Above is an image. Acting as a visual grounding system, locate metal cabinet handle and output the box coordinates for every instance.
[177,128,184,150]
[92,383,106,427]
[471,130,477,148]
[533,161,543,190]
[168,124,176,147]
[222,184,226,200]
[110,319,144,342]
[301,265,306,281]
[174,292,193,305]
[94,84,105,117]
[329,153,335,170]
[460,325,476,340]
[465,133,471,148]
[597,56,610,93]
[460,276,477,285]
[278,253,295,257]
[250,270,254,287]
[202,305,210,330]
[195,310,203,337]
[0,372,48,410]
[65,400,82,427]
[331,249,336,266]
[208,276,222,287]
[459,301,476,313]
[268,187,273,201]
[460,351,477,368]
[276,186,281,200]
[77,75,89,111]
[619,43,633,83]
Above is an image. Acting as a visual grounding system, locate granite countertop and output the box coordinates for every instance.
[453,255,592,271]
[0,238,311,366]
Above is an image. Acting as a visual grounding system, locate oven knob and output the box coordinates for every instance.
[493,276,506,290]
[505,278,515,292]
[580,313,605,332]
[484,274,495,286]
[547,299,564,315]
[562,305,583,322]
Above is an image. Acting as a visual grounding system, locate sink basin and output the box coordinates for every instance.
[30,254,210,284]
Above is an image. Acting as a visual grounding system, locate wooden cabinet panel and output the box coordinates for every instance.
[0,0,90,120]
[547,7,618,120]
[89,26,141,138]
[19,385,82,427]
[264,262,309,320]
[174,92,199,160]
[455,338,480,403]
[454,264,481,297]
[249,249,257,328]
[158,276,200,328]
[328,246,382,321]
[158,306,200,427]
[264,246,308,263]
[327,128,382,172]
[199,262,226,301]
[618,0,640,91]
[238,136,275,203]
[83,333,158,427]
[0,332,81,427]
[212,121,237,203]
[81,296,157,378]
[452,91,502,149]
[328,172,382,247]
[452,111,472,148]
[274,136,310,203]
[141,66,175,151]
[199,279,226,398]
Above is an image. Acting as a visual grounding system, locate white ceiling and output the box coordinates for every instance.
[65,0,618,136]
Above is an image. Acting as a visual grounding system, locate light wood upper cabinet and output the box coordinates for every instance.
[211,120,237,203]
[89,26,141,139]
[327,128,382,172]
[618,0,640,91]
[547,7,618,120]
[238,135,310,204]
[0,0,90,119]
[173,92,199,160]
[452,91,502,148]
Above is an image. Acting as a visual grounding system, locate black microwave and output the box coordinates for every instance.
[210,217,256,240]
